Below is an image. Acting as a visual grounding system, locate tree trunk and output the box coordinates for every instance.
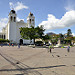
[34,38,35,45]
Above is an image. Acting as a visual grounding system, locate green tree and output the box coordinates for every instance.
[35,26,45,39]
[20,26,45,44]
[59,33,64,44]
[42,34,50,41]
[67,29,72,37]
[42,34,50,44]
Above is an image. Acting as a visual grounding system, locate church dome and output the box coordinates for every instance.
[28,12,33,16]
[10,10,16,14]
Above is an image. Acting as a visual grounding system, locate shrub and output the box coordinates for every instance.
[0,39,10,43]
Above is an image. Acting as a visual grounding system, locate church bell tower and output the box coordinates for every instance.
[8,10,17,42]
[9,10,16,22]
[27,12,35,27]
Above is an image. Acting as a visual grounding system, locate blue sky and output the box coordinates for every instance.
[0,0,75,35]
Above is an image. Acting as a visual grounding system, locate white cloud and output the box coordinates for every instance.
[0,18,8,32]
[72,33,75,36]
[39,10,75,30]
[65,5,74,11]
[65,0,75,11]
[9,2,29,12]
[9,2,13,9]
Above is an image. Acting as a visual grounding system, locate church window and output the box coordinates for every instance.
[30,19,31,24]
[32,19,34,21]
[2,35,3,39]
[11,16,13,21]
[14,17,16,22]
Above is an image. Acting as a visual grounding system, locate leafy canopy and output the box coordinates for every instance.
[20,26,45,40]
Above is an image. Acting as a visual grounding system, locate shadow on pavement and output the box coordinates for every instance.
[0,65,66,72]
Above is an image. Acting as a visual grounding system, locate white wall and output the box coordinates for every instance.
[23,39,34,44]
[16,21,27,43]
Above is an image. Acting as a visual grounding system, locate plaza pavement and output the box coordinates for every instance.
[0,46,75,75]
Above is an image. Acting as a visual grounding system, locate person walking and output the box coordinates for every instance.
[67,45,70,52]
[12,44,14,47]
[49,45,52,53]
[9,43,10,47]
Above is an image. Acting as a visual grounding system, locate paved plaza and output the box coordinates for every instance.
[0,46,75,75]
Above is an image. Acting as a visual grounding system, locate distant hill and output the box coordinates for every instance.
[47,32,56,36]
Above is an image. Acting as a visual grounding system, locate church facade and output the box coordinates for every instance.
[0,10,35,44]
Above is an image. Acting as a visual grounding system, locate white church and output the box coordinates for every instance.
[0,10,35,44]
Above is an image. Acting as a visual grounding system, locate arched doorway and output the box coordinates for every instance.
[20,39,23,45]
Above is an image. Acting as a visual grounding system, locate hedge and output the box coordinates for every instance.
[0,39,10,43]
